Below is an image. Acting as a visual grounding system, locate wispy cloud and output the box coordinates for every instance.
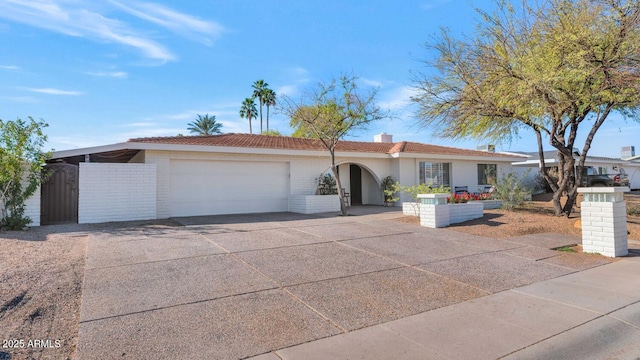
[276,85,298,97]
[108,0,225,45]
[0,65,20,70]
[0,0,225,62]
[360,78,383,87]
[86,71,128,78]
[377,85,419,121]
[25,87,83,96]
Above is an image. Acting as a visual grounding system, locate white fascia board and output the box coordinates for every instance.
[51,142,132,158]
[584,157,633,165]
[392,152,523,162]
[512,161,542,166]
[79,142,391,159]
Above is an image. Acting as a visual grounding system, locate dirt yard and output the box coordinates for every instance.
[449,192,640,241]
[1,192,639,359]
[0,225,87,360]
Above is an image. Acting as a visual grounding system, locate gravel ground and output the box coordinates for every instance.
[1,194,638,359]
[0,225,88,360]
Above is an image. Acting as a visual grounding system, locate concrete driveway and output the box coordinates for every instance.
[76,208,626,359]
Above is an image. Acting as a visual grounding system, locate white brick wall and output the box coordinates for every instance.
[78,163,157,224]
[23,185,40,227]
[418,202,483,228]
[420,204,450,228]
[449,202,484,224]
[402,202,420,216]
[580,200,628,257]
[290,195,340,214]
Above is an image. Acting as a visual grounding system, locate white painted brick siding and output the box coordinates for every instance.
[78,163,156,224]
[419,202,483,228]
[23,185,40,227]
[420,204,450,228]
[449,202,484,224]
[580,196,628,257]
[402,202,420,216]
[289,195,340,214]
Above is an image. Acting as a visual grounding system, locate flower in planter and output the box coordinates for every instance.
[448,192,473,204]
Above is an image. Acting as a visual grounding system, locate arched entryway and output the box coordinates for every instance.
[335,162,383,206]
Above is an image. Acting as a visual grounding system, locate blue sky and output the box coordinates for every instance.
[0,0,638,158]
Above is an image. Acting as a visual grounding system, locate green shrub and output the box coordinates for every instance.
[315,173,338,195]
[490,171,532,210]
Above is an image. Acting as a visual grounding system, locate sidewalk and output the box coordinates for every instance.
[264,255,640,360]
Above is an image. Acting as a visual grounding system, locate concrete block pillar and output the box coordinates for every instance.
[577,187,629,257]
[418,194,450,228]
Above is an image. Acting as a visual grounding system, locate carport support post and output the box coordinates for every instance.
[418,194,450,228]
[577,187,629,257]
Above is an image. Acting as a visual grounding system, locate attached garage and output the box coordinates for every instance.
[169,159,290,217]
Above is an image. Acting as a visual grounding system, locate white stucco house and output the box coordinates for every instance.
[31,133,524,225]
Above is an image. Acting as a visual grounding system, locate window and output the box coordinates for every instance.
[477,164,497,185]
[598,167,608,175]
[419,162,451,186]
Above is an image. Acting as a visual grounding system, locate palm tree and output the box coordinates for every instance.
[263,88,276,132]
[187,114,223,135]
[252,79,269,133]
[239,97,258,134]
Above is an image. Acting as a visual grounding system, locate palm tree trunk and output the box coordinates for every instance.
[259,100,263,134]
[266,105,270,132]
[249,117,252,134]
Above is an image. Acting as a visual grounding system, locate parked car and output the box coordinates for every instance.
[609,172,630,187]
[580,166,614,187]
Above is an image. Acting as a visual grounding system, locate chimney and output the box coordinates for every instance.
[621,146,635,159]
[374,133,393,143]
[477,144,496,153]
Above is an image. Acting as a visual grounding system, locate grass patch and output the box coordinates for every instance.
[628,205,640,216]
[557,246,577,253]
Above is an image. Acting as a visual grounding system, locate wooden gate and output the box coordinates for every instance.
[41,163,79,225]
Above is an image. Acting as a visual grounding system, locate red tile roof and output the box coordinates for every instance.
[128,133,520,158]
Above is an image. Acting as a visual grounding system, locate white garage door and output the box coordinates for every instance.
[169,160,289,217]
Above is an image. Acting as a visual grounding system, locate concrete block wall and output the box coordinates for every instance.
[78,163,157,224]
[290,195,340,214]
[449,202,484,224]
[580,201,628,257]
[23,185,41,227]
[402,202,420,217]
[418,201,483,228]
[420,204,450,228]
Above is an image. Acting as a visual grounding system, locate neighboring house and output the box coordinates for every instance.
[512,147,640,191]
[31,133,524,225]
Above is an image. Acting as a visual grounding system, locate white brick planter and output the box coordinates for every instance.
[578,187,629,257]
[417,194,484,228]
[419,203,450,228]
[471,199,503,210]
[449,202,484,224]
[402,202,420,216]
[290,195,340,214]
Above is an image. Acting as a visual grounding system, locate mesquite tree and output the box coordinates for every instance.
[412,0,640,216]
[280,75,387,216]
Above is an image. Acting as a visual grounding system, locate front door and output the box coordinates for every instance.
[350,165,362,205]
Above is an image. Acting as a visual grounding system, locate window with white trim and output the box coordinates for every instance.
[477,164,497,185]
[419,162,451,186]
